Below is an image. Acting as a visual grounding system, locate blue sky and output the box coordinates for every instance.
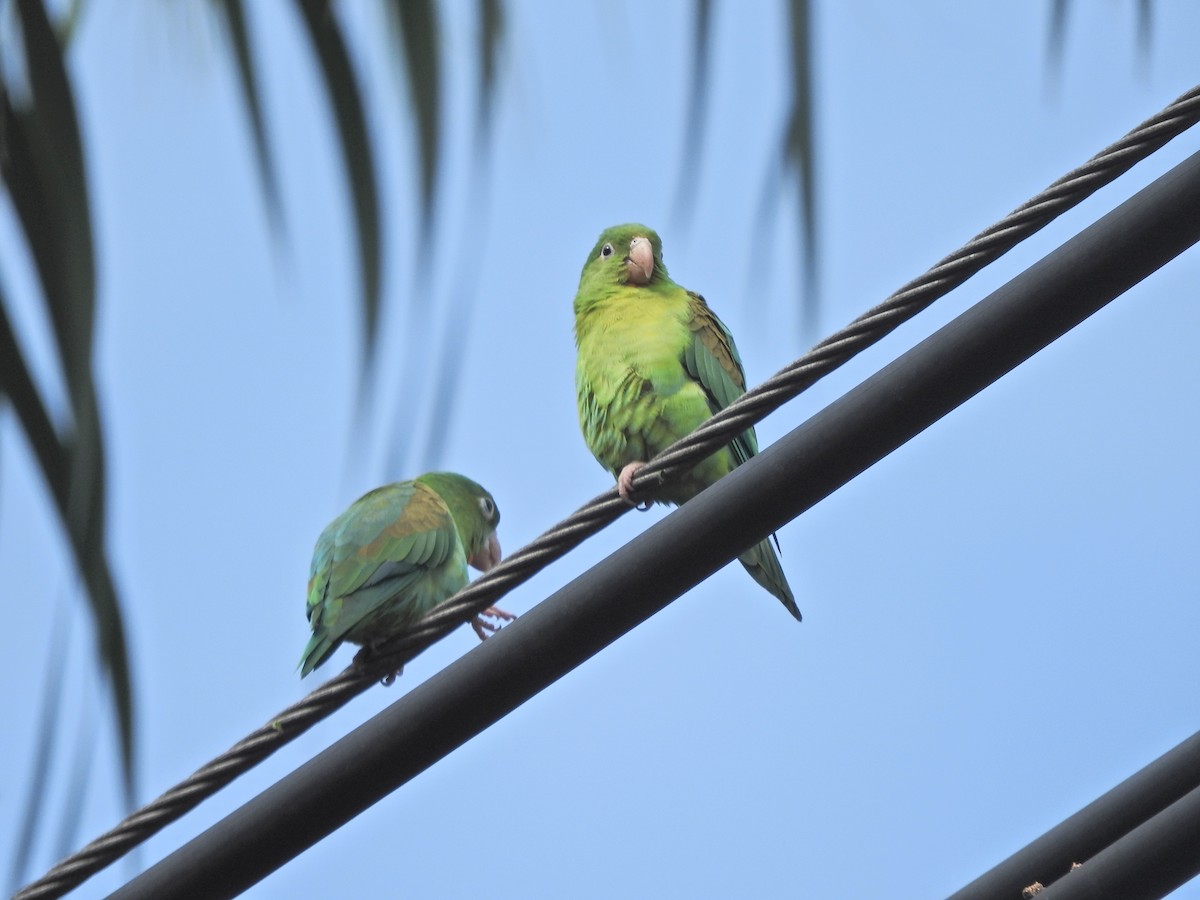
[3,1,1200,897]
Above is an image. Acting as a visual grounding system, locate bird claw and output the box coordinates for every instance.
[352,638,410,686]
[354,642,404,685]
[617,462,653,510]
[471,606,516,641]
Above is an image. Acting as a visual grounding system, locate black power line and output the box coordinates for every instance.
[949,728,1200,898]
[1036,783,1200,900]
[950,729,1200,897]
[955,724,1200,900]
[105,148,1200,900]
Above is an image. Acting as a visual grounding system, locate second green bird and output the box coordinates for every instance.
[300,471,512,677]
[573,223,801,621]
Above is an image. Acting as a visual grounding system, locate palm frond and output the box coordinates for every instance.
[384,0,441,228]
[53,690,97,861]
[6,599,71,894]
[783,0,817,331]
[295,0,383,373]
[1,0,134,808]
[476,0,503,143]
[671,0,713,228]
[753,0,818,338]
[1045,0,1068,83]
[1136,0,1152,68]
[1048,1,1154,82]
[214,0,285,234]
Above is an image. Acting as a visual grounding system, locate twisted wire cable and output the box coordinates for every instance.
[15,83,1200,900]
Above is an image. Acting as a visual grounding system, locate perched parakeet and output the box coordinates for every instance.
[299,471,511,677]
[573,223,801,621]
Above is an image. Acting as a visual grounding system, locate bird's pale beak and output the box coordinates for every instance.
[469,531,502,572]
[624,236,654,285]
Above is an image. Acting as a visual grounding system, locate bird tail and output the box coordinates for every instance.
[739,536,802,621]
[298,631,340,678]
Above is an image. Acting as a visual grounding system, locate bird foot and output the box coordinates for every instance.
[617,462,653,510]
[471,606,516,641]
[353,644,404,686]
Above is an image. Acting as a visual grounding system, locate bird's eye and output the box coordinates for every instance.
[479,496,495,517]
[600,242,614,259]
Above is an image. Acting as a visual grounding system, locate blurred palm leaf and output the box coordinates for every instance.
[374,0,442,475]
[678,0,818,336]
[411,0,504,472]
[0,0,135,812]
[477,0,503,142]
[384,0,441,230]
[53,688,97,862]
[6,599,71,893]
[781,0,817,332]
[671,0,713,227]
[212,0,479,384]
[3,0,497,869]
[295,0,383,373]
[213,0,285,234]
[1047,0,1153,77]
[204,0,497,477]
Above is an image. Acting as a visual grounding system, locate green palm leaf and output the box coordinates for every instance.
[1,0,134,808]
[215,0,285,234]
[384,0,441,227]
[295,0,383,372]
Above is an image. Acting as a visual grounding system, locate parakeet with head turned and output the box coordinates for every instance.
[572,224,801,621]
[299,471,511,677]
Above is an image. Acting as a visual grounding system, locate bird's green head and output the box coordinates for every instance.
[576,224,669,301]
[417,471,502,573]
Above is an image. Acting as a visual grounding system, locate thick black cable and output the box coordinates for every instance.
[103,145,1200,900]
[14,84,1200,900]
[1032,785,1200,900]
[948,730,1200,899]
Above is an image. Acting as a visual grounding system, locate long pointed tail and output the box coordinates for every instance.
[298,631,340,678]
[739,536,802,621]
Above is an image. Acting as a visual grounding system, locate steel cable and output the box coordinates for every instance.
[14,82,1200,900]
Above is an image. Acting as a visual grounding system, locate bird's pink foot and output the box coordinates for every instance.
[617,462,647,505]
[471,606,516,641]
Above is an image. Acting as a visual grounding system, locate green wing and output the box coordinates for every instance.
[682,292,801,620]
[300,481,461,676]
[682,292,759,466]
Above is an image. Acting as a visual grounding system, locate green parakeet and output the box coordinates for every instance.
[299,471,511,677]
[573,224,801,621]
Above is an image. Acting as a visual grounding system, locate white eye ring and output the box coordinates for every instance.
[600,242,614,258]
[479,496,495,517]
